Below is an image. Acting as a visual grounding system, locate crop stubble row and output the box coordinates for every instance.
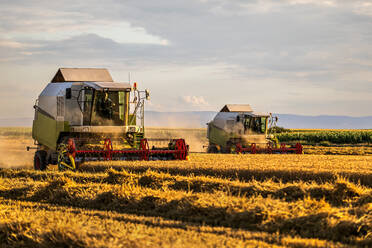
[0,154,371,247]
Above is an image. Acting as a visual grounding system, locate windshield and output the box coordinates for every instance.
[243,116,267,134]
[89,91,128,126]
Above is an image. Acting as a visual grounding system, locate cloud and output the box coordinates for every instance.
[0,40,27,48]
[181,96,209,107]
[0,2,169,45]
[0,0,371,117]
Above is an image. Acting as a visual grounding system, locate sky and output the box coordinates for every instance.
[1,0,372,118]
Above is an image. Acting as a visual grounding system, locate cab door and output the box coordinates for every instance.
[82,88,94,125]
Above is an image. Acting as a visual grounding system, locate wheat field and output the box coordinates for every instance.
[0,128,372,247]
[1,154,372,247]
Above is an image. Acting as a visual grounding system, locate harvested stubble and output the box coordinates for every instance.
[0,153,372,247]
[1,199,349,248]
[83,154,372,187]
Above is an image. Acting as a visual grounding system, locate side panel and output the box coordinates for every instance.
[208,123,229,147]
[124,91,129,126]
[38,82,72,120]
[32,111,69,151]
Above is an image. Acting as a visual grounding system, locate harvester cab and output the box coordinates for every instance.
[207,104,302,154]
[31,68,188,171]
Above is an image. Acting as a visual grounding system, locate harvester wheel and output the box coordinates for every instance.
[207,145,218,153]
[34,150,47,171]
[235,143,243,154]
[226,141,234,153]
[175,139,187,160]
[57,138,78,171]
[104,138,113,161]
[140,139,150,161]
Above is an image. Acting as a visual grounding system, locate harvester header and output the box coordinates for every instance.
[30,68,188,171]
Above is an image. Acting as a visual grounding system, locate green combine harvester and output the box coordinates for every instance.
[207,104,302,154]
[29,68,188,171]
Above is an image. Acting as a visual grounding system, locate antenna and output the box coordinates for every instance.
[128,72,131,84]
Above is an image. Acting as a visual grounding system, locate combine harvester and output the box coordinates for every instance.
[207,104,302,154]
[29,68,188,171]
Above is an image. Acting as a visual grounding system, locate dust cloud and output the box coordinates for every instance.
[146,128,208,152]
[0,137,34,168]
[145,115,210,152]
[173,130,207,152]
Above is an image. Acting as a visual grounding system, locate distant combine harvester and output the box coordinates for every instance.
[206,104,303,154]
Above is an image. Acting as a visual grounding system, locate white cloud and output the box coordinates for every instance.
[0,40,24,48]
[352,1,372,16]
[181,96,209,107]
[287,0,336,6]
[86,22,170,45]
[0,40,39,49]
[5,22,169,45]
[0,5,169,45]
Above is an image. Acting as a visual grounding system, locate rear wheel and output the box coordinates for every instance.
[34,150,47,171]
[225,141,235,153]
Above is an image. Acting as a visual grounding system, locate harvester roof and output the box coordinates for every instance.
[51,68,113,82]
[220,104,253,112]
[83,82,131,91]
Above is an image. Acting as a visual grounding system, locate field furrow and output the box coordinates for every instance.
[2,199,352,248]
[1,167,371,246]
[77,154,372,187]
[1,168,372,206]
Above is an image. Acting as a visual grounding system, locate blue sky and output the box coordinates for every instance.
[1,0,372,118]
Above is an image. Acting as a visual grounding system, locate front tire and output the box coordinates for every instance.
[207,144,218,153]
[34,150,47,171]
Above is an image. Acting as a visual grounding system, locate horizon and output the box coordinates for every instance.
[1,112,371,129]
[2,111,372,119]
